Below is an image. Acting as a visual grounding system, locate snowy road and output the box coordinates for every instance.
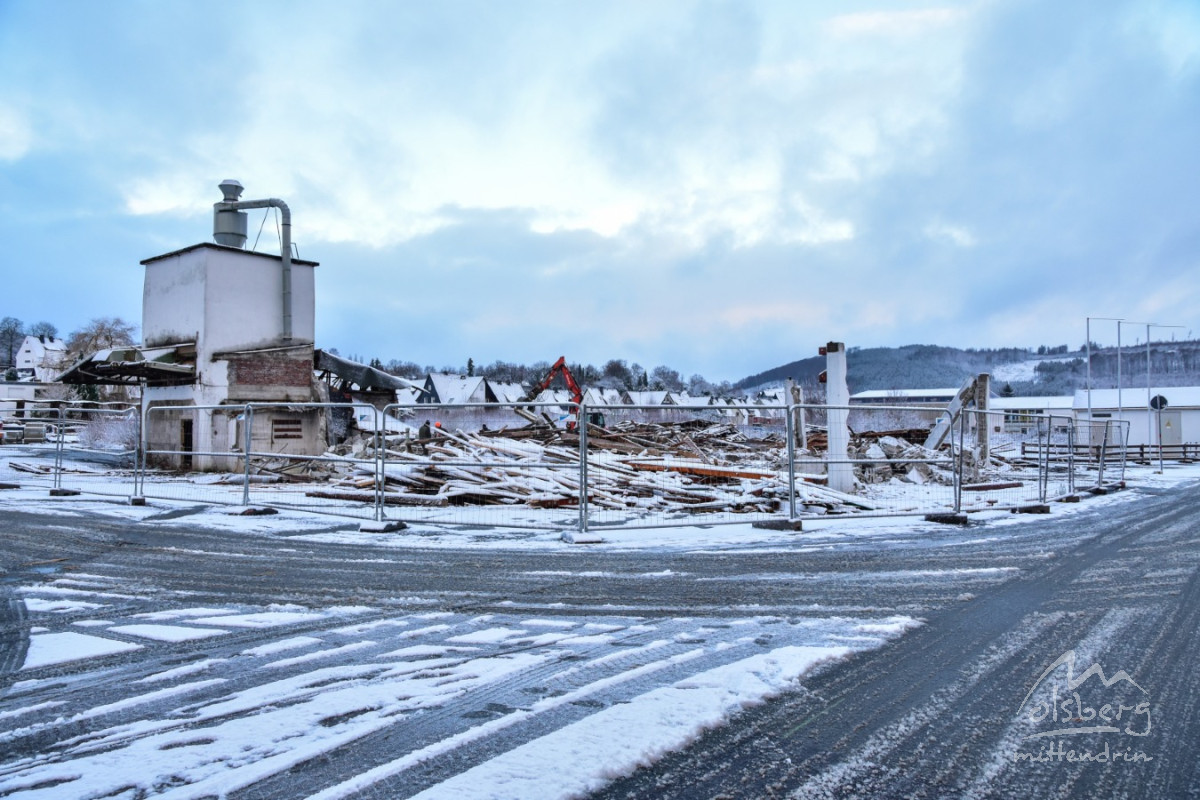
[0,470,1197,798]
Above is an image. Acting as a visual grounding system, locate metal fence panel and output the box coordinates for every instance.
[0,406,64,491]
[12,395,1144,532]
[140,402,384,520]
[376,402,587,531]
[582,403,791,530]
[821,402,962,518]
[241,402,382,521]
[54,405,140,499]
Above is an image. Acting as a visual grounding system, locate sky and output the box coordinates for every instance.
[1,0,1199,383]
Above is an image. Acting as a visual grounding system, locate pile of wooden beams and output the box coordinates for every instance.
[305,420,877,514]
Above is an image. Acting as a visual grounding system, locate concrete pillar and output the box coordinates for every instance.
[975,372,991,464]
[825,342,854,494]
[786,378,807,450]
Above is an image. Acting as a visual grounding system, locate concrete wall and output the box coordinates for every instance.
[140,243,323,469]
[142,244,316,354]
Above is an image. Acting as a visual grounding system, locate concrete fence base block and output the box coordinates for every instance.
[49,488,81,497]
[1087,486,1109,495]
[359,520,407,533]
[1058,495,1081,503]
[0,482,19,490]
[752,519,804,532]
[562,530,603,544]
[925,513,969,526]
[130,496,147,506]
[1014,504,1052,514]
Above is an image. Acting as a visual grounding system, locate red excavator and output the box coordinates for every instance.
[521,356,605,430]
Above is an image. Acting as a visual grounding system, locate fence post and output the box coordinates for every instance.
[53,407,65,490]
[578,401,589,534]
[374,407,384,523]
[1038,419,1049,503]
[138,403,149,497]
[785,400,797,520]
[242,405,253,506]
[1066,419,1076,495]
[954,410,964,514]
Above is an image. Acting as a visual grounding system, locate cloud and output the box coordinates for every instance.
[4,0,1200,380]
[923,220,976,247]
[0,105,31,161]
[825,8,968,38]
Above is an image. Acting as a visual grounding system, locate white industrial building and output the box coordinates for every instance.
[1075,387,1200,447]
[61,181,325,469]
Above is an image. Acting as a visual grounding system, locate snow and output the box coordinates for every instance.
[403,646,848,800]
[446,627,529,644]
[20,598,105,614]
[991,356,1075,383]
[242,636,324,657]
[2,456,1199,799]
[20,631,142,670]
[108,624,230,642]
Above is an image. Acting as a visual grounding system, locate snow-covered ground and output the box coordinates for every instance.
[990,356,1078,384]
[1,458,1198,798]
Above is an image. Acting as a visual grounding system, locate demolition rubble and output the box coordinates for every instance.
[237,418,1006,516]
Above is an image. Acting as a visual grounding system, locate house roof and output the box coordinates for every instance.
[315,349,423,394]
[488,381,527,403]
[426,373,487,404]
[990,396,1075,410]
[19,335,67,354]
[850,388,961,400]
[581,388,624,406]
[57,345,196,386]
[140,241,319,267]
[624,390,672,405]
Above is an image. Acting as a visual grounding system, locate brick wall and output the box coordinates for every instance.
[225,349,314,402]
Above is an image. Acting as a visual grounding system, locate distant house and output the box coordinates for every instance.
[531,388,576,407]
[990,395,1075,433]
[486,381,527,404]
[15,335,68,382]
[849,388,962,406]
[622,390,673,406]
[581,387,623,407]
[421,374,489,405]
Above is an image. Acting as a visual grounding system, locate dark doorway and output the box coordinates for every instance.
[180,419,194,470]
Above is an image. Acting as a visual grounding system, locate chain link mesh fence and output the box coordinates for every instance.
[4,398,1142,533]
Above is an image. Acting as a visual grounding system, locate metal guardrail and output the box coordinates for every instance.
[1,399,1136,533]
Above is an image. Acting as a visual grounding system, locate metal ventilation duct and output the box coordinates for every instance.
[212,180,296,341]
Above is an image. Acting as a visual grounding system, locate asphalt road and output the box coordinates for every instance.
[1,478,1197,798]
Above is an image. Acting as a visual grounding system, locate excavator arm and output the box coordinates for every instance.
[521,356,595,430]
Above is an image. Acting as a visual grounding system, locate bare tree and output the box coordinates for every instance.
[650,365,684,391]
[66,317,138,357]
[28,321,58,339]
[0,317,22,367]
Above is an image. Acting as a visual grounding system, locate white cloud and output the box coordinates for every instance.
[102,2,974,259]
[924,220,977,247]
[1124,0,1200,78]
[0,105,32,161]
[825,8,968,38]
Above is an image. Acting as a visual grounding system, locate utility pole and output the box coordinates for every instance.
[1085,317,1121,445]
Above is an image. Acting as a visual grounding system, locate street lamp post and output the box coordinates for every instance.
[1144,323,1185,464]
[1085,317,1122,443]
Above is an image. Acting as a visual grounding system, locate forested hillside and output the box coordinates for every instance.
[737,341,1200,397]
[737,345,1031,394]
